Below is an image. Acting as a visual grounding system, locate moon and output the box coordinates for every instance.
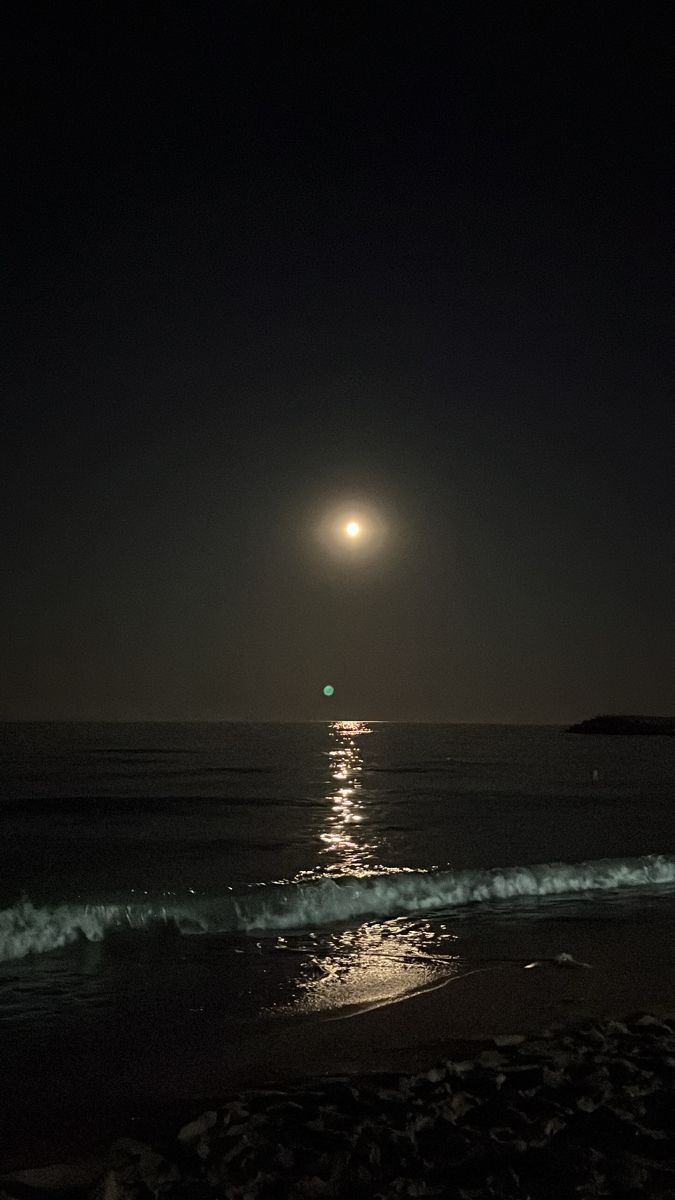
[313,500,390,561]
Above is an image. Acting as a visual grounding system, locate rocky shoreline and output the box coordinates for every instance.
[7,1014,675,1200]
[568,714,675,735]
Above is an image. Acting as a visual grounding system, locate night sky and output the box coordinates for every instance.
[3,3,674,723]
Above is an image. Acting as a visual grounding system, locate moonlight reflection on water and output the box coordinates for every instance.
[273,721,462,1016]
[320,721,374,876]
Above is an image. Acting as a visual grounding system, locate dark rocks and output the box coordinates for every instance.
[88,1016,675,1199]
[568,714,675,735]
[92,1138,182,1200]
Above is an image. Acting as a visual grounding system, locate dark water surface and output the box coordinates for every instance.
[1,721,675,1162]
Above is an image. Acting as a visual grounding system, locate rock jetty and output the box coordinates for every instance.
[568,715,675,736]
[85,1014,675,1200]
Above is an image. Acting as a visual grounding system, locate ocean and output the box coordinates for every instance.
[2,720,675,1161]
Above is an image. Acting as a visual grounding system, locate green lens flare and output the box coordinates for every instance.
[322,684,335,697]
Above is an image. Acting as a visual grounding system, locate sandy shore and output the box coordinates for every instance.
[3,921,675,1187]
[175,914,675,1091]
[4,1002,675,1197]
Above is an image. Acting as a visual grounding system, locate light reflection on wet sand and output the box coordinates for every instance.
[285,914,462,1016]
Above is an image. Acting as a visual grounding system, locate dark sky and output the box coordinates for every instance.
[3,2,674,722]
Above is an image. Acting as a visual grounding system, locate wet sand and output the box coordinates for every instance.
[3,916,675,1179]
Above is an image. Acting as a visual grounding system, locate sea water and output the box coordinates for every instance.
[1,721,675,1152]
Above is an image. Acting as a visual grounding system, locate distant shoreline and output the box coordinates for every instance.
[568,714,675,735]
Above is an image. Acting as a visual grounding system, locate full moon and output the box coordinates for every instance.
[314,501,389,560]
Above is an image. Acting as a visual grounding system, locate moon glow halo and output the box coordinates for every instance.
[313,500,390,562]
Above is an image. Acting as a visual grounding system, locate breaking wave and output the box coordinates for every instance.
[2,852,675,963]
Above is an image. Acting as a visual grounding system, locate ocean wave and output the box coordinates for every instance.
[0,899,204,963]
[2,852,675,962]
[232,853,675,931]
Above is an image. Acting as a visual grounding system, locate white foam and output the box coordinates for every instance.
[233,853,675,931]
[0,899,201,963]
[2,852,674,961]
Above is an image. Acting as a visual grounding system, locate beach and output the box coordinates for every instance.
[2,722,675,1188]
[90,1013,675,1199]
[5,995,675,1195]
[4,917,675,1190]
[8,0,675,1189]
